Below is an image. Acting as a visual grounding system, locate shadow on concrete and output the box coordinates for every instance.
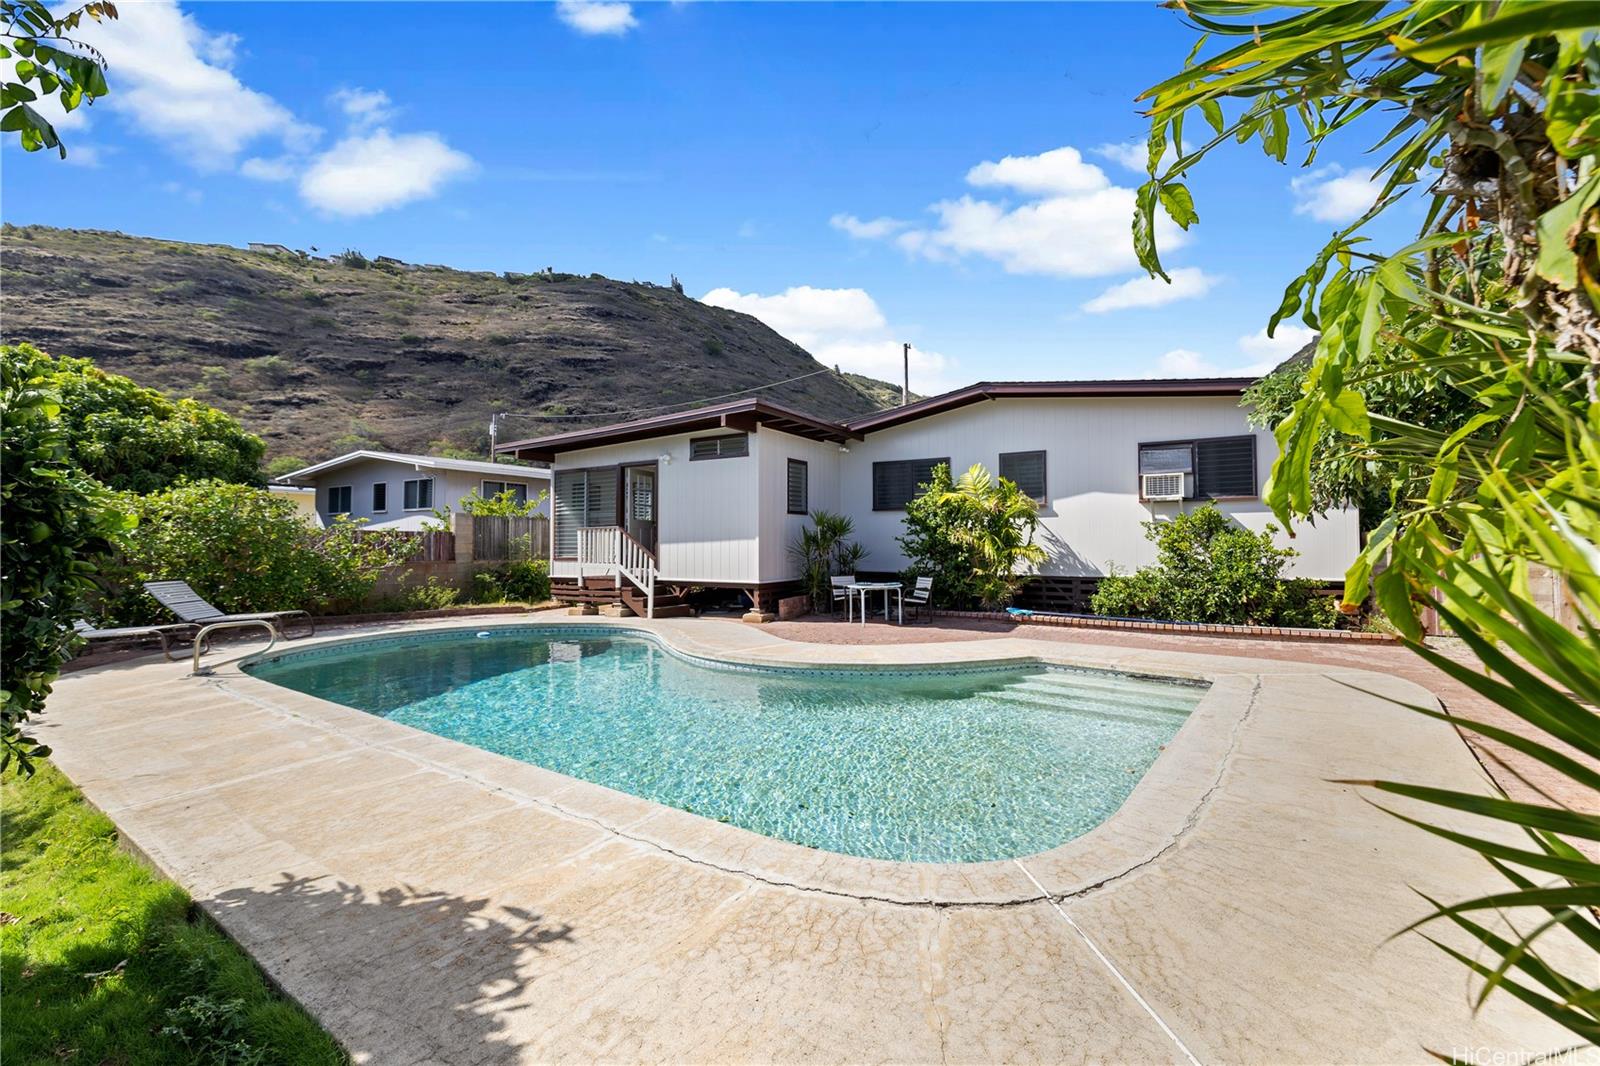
[210,871,577,1062]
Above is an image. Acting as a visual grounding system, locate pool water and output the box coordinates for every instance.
[248,629,1204,863]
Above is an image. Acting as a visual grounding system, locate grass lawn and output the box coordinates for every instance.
[1,762,345,1065]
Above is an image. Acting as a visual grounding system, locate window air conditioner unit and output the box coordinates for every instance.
[1141,472,1185,502]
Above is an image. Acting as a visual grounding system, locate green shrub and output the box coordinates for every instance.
[103,481,413,624]
[471,569,504,604]
[499,559,550,603]
[898,463,1045,610]
[369,576,459,613]
[1090,505,1337,628]
[263,455,306,478]
[27,348,265,493]
[459,487,545,517]
[1,345,135,773]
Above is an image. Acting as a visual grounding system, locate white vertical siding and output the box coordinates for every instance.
[550,431,762,583]
[840,396,1360,581]
[755,430,843,581]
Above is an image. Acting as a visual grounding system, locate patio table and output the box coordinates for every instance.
[847,581,903,626]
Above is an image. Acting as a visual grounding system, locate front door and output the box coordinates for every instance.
[623,464,657,554]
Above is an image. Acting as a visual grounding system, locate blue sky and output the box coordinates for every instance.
[3,1,1409,393]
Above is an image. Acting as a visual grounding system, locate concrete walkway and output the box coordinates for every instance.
[39,616,1592,1064]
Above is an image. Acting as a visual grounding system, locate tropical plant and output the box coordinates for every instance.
[1,0,117,159]
[1,343,133,774]
[1242,348,1479,533]
[26,348,266,493]
[459,486,547,517]
[1137,0,1600,1041]
[103,481,413,624]
[790,510,867,611]
[1090,504,1337,628]
[900,463,1045,610]
[897,463,980,608]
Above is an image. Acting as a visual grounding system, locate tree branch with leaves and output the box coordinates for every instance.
[1136,1,1599,1047]
[1,0,116,158]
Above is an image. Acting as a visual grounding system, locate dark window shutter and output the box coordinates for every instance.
[998,450,1047,501]
[872,457,948,510]
[690,434,748,460]
[786,459,808,514]
[1196,436,1256,497]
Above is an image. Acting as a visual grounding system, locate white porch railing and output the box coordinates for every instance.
[576,525,657,618]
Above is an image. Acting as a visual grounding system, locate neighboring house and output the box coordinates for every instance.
[267,483,322,527]
[496,379,1362,616]
[275,451,551,531]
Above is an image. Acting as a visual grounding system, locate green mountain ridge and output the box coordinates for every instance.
[0,224,915,463]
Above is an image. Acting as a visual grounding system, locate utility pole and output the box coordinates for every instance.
[489,412,498,456]
[902,342,910,406]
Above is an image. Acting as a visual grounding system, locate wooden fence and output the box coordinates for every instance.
[362,529,456,562]
[473,515,549,562]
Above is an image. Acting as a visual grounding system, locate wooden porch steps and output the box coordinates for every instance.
[550,577,694,619]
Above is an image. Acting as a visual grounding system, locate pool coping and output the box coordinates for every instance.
[203,614,1287,907]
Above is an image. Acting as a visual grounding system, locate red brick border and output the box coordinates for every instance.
[931,608,1398,644]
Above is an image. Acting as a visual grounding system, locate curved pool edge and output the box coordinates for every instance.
[196,614,1285,907]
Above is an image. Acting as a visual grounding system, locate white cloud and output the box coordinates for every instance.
[65,0,317,166]
[830,213,908,240]
[1291,165,1380,224]
[63,143,103,167]
[1238,323,1317,362]
[700,285,961,393]
[329,87,395,131]
[161,180,203,204]
[1091,138,1189,175]
[701,286,886,338]
[299,130,475,217]
[1147,348,1271,378]
[843,145,1188,278]
[1139,323,1316,379]
[965,146,1108,197]
[1153,349,1214,376]
[556,0,638,35]
[240,155,296,181]
[1083,267,1218,313]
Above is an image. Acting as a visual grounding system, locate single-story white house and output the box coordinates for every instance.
[495,378,1362,615]
[276,451,551,531]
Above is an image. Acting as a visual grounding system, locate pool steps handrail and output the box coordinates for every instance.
[191,619,278,676]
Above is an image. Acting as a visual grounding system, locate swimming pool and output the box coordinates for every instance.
[247,627,1205,863]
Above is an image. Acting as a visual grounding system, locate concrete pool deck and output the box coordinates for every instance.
[38,614,1594,1064]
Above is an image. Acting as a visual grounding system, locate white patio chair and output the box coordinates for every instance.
[904,576,935,624]
[829,575,857,619]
